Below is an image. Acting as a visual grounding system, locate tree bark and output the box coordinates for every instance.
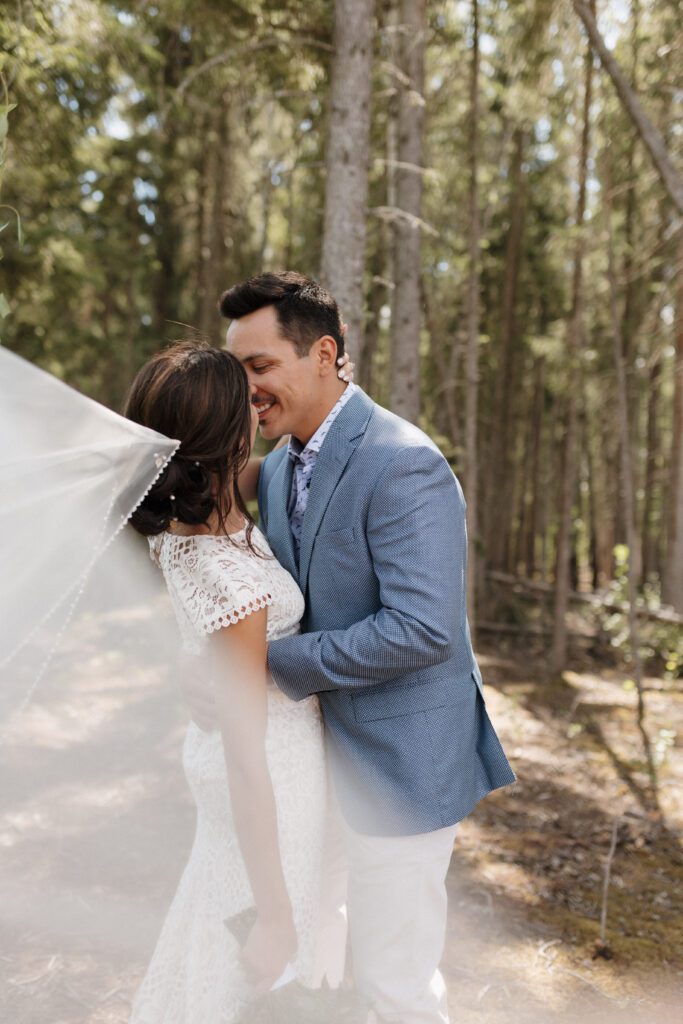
[550,25,593,673]
[663,229,683,611]
[572,0,683,214]
[642,358,662,584]
[606,180,645,720]
[486,127,526,571]
[320,0,375,361]
[464,0,481,631]
[517,355,545,577]
[197,98,229,339]
[154,27,190,332]
[389,0,427,424]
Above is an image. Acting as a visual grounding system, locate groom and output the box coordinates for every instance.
[199,271,514,1022]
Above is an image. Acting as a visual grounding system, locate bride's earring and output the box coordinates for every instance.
[170,494,178,523]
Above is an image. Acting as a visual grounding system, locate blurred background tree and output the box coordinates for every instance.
[1,0,681,669]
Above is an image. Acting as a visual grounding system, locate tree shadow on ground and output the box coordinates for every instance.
[467,648,683,979]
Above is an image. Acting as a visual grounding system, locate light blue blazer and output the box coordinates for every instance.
[261,388,515,836]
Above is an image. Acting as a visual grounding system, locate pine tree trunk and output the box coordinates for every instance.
[640,200,672,589]
[525,356,546,578]
[642,358,662,584]
[389,0,427,424]
[550,28,593,673]
[197,99,229,339]
[486,128,526,571]
[320,0,375,361]
[663,230,683,611]
[359,275,385,394]
[154,28,189,332]
[584,408,600,591]
[464,0,481,630]
[606,180,645,717]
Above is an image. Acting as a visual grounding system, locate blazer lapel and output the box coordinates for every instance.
[266,450,298,581]
[298,389,374,594]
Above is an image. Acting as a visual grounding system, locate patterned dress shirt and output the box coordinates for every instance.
[287,382,358,558]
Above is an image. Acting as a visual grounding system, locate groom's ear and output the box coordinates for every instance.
[312,335,339,377]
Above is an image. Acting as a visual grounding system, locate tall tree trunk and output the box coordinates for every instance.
[486,127,526,571]
[550,24,593,673]
[606,180,645,720]
[359,274,385,394]
[258,160,273,268]
[641,358,662,584]
[197,98,229,338]
[572,0,683,214]
[516,354,545,576]
[526,356,546,578]
[663,230,683,611]
[154,28,189,332]
[389,0,427,424]
[464,0,481,629]
[320,0,375,361]
[584,401,600,591]
[640,196,673,588]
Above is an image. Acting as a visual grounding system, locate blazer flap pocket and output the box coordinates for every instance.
[352,676,468,723]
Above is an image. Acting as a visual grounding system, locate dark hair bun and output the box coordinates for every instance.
[130,457,213,537]
[123,340,254,543]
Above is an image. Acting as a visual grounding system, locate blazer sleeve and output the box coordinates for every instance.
[267,444,466,699]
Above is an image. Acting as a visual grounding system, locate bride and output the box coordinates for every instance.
[123,339,350,1024]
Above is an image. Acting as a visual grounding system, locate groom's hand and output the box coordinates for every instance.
[178,650,218,732]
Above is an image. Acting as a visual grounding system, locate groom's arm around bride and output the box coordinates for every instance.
[260,394,515,837]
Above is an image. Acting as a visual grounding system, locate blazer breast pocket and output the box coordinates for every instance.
[314,525,357,548]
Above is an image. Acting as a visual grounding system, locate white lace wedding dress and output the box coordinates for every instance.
[129,524,327,1024]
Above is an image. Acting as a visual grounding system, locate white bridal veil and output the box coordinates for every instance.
[0,347,188,1020]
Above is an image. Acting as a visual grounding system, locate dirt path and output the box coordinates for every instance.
[1,615,681,1023]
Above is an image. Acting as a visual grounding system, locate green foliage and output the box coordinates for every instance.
[597,545,683,680]
[1,0,679,633]
[0,72,20,333]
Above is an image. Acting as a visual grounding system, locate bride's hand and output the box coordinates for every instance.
[240,913,298,994]
[337,324,355,383]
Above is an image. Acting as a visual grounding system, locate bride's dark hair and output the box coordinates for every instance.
[123,340,256,544]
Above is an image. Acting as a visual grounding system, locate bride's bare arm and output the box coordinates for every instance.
[210,610,295,986]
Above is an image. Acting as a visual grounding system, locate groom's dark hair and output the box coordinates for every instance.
[219,271,345,358]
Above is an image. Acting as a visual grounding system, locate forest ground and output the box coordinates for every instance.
[1,620,681,1024]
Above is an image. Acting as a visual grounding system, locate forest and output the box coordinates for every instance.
[1,1,682,1021]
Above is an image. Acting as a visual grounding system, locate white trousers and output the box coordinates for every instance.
[314,794,457,1024]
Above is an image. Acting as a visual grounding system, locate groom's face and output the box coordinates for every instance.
[226,305,322,442]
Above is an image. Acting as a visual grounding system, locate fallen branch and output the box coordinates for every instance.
[594,815,621,959]
[477,620,592,640]
[487,571,683,626]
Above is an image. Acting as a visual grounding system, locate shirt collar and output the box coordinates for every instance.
[288,382,358,462]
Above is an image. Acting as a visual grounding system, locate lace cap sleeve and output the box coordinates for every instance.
[175,538,274,636]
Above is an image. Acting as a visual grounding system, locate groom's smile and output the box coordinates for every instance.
[252,394,277,422]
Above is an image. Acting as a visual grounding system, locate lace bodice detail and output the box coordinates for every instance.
[148,525,304,652]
